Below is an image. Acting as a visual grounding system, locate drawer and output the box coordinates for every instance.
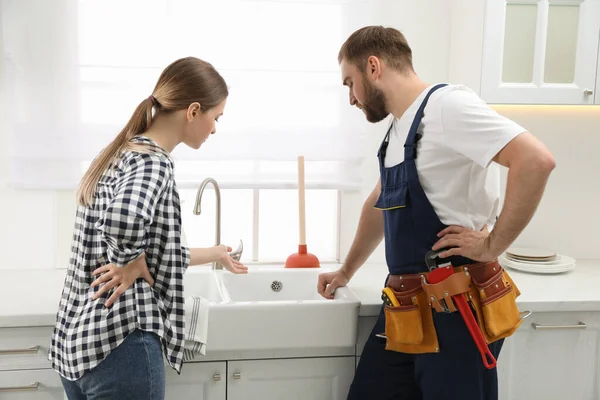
[0,327,54,371]
[0,369,65,399]
[517,311,600,333]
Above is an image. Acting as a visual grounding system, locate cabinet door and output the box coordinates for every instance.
[165,362,226,400]
[0,369,65,400]
[498,311,600,400]
[228,357,355,400]
[356,316,377,358]
[596,38,600,104]
[0,327,54,372]
[481,0,600,104]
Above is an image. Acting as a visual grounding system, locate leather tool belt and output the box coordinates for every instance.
[380,260,524,354]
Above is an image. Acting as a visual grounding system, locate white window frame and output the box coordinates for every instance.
[244,188,344,264]
[177,179,361,265]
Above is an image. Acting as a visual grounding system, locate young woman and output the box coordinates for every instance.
[49,57,247,400]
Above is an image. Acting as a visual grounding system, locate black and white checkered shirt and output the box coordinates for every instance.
[49,136,190,381]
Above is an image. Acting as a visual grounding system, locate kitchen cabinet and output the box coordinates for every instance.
[0,327,54,372]
[0,327,66,399]
[596,56,600,104]
[226,357,355,400]
[357,312,600,399]
[165,362,226,400]
[3,312,599,399]
[497,311,600,400]
[480,0,600,104]
[0,369,65,400]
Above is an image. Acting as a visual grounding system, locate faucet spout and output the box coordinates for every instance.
[193,177,222,270]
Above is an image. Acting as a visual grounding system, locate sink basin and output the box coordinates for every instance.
[219,267,355,303]
[183,266,360,353]
[183,269,227,303]
[213,267,359,352]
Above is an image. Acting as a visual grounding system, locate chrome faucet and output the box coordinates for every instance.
[193,178,222,270]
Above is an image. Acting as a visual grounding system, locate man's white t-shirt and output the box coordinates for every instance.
[384,84,526,231]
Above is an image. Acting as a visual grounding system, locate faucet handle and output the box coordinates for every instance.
[229,240,243,261]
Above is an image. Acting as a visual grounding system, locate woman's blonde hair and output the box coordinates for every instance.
[77,57,228,207]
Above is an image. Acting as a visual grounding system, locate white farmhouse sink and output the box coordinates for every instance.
[219,267,355,303]
[183,269,228,303]
[182,266,360,353]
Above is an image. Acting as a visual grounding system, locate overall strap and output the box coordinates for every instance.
[403,83,448,161]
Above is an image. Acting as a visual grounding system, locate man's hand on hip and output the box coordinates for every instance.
[432,224,497,262]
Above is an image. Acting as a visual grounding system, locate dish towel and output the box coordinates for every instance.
[183,295,210,361]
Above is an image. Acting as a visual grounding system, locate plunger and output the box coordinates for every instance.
[285,156,320,268]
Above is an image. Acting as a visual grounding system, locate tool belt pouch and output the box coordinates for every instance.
[421,270,472,313]
[466,262,522,343]
[384,285,439,354]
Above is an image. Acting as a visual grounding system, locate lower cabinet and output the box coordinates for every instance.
[227,357,355,400]
[357,312,600,400]
[0,357,354,400]
[0,369,65,400]
[6,311,599,400]
[166,361,226,400]
[497,311,600,400]
[168,357,355,400]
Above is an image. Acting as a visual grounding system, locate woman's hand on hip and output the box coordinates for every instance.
[91,254,155,307]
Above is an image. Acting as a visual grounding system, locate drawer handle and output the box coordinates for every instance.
[232,372,241,379]
[0,345,40,355]
[520,311,532,319]
[0,382,39,392]
[532,321,587,331]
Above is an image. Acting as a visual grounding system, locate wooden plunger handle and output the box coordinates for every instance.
[298,156,306,246]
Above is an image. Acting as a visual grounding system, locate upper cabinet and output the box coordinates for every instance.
[480,0,600,104]
[596,45,600,104]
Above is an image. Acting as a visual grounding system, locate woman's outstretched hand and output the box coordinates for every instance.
[211,245,248,274]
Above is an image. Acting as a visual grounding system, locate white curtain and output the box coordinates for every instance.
[1,0,382,190]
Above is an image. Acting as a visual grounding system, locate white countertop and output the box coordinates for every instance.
[0,260,599,328]
[0,269,68,328]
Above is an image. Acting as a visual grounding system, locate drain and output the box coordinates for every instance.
[271,280,283,292]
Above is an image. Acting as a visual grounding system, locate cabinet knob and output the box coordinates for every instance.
[212,373,221,382]
[584,89,594,96]
[232,372,242,379]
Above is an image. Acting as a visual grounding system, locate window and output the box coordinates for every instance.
[2,0,373,189]
[179,188,339,263]
[2,0,381,261]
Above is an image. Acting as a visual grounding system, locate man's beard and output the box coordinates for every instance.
[360,80,389,123]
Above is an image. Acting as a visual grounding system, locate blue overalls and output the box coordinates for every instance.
[347,84,503,400]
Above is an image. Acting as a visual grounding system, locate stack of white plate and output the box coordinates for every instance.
[498,247,576,274]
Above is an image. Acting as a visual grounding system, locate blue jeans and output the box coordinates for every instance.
[60,329,165,400]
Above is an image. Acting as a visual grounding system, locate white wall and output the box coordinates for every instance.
[494,105,600,259]
[1,0,599,271]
